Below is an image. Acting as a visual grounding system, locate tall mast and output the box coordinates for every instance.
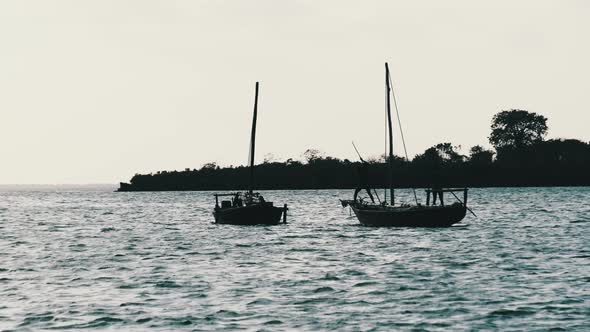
[249,82,259,195]
[385,63,394,205]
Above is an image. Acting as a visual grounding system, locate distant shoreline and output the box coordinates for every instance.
[116,184,590,192]
[117,159,590,193]
[116,120,590,193]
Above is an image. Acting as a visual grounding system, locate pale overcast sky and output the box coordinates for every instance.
[1,0,588,184]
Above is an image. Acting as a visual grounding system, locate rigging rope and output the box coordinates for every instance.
[373,188,382,204]
[388,71,419,205]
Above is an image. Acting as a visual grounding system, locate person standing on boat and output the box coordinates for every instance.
[431,165,444,205]
[353,161,375,203]
[432,185,444,206]
[233,193,243,207]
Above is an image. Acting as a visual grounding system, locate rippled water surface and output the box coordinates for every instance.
[1,186,589,331]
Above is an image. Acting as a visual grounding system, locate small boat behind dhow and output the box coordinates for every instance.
[212,82,287,225]
[214,192,286,225]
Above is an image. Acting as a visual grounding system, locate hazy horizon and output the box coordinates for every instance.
[2,1,589,184]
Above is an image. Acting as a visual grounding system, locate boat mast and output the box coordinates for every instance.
[249,82,259,195]
[385,63,394,205]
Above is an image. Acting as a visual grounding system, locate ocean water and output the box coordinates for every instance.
[0,186,588,331]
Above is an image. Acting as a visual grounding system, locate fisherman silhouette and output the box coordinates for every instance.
[432,184,444,206]
[233,193,243,207]
[431,164,444,206]
[353,160,375,203]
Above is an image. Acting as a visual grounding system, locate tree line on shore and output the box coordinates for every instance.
[119,110,590,191]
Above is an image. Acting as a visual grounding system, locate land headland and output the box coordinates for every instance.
[118,110,590,191]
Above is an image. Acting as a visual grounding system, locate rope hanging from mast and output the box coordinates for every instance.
[385,63,394,206]
[387,67,419,205]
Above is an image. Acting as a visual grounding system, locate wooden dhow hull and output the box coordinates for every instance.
[350,203,466,227]
[213,203,285,225]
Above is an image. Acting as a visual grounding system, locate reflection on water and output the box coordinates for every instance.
[0,187,588,330]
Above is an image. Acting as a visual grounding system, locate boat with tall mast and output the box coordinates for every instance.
[213,82,288,225]
[340,63,470,227]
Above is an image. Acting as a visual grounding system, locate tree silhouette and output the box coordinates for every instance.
[469,145,494,166]
[302,148,324,163]
[489,109,548,150]
[412,146,443,169]
[434,143,464,163]
[413,143,463,168]
[201,162,218,170]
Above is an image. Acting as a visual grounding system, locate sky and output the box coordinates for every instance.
[1,0,589,184]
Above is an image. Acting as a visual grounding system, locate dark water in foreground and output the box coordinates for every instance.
[0,187,588,331]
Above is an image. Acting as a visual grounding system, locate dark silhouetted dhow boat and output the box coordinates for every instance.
[213,82,287,225]
[340,63,471,227]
